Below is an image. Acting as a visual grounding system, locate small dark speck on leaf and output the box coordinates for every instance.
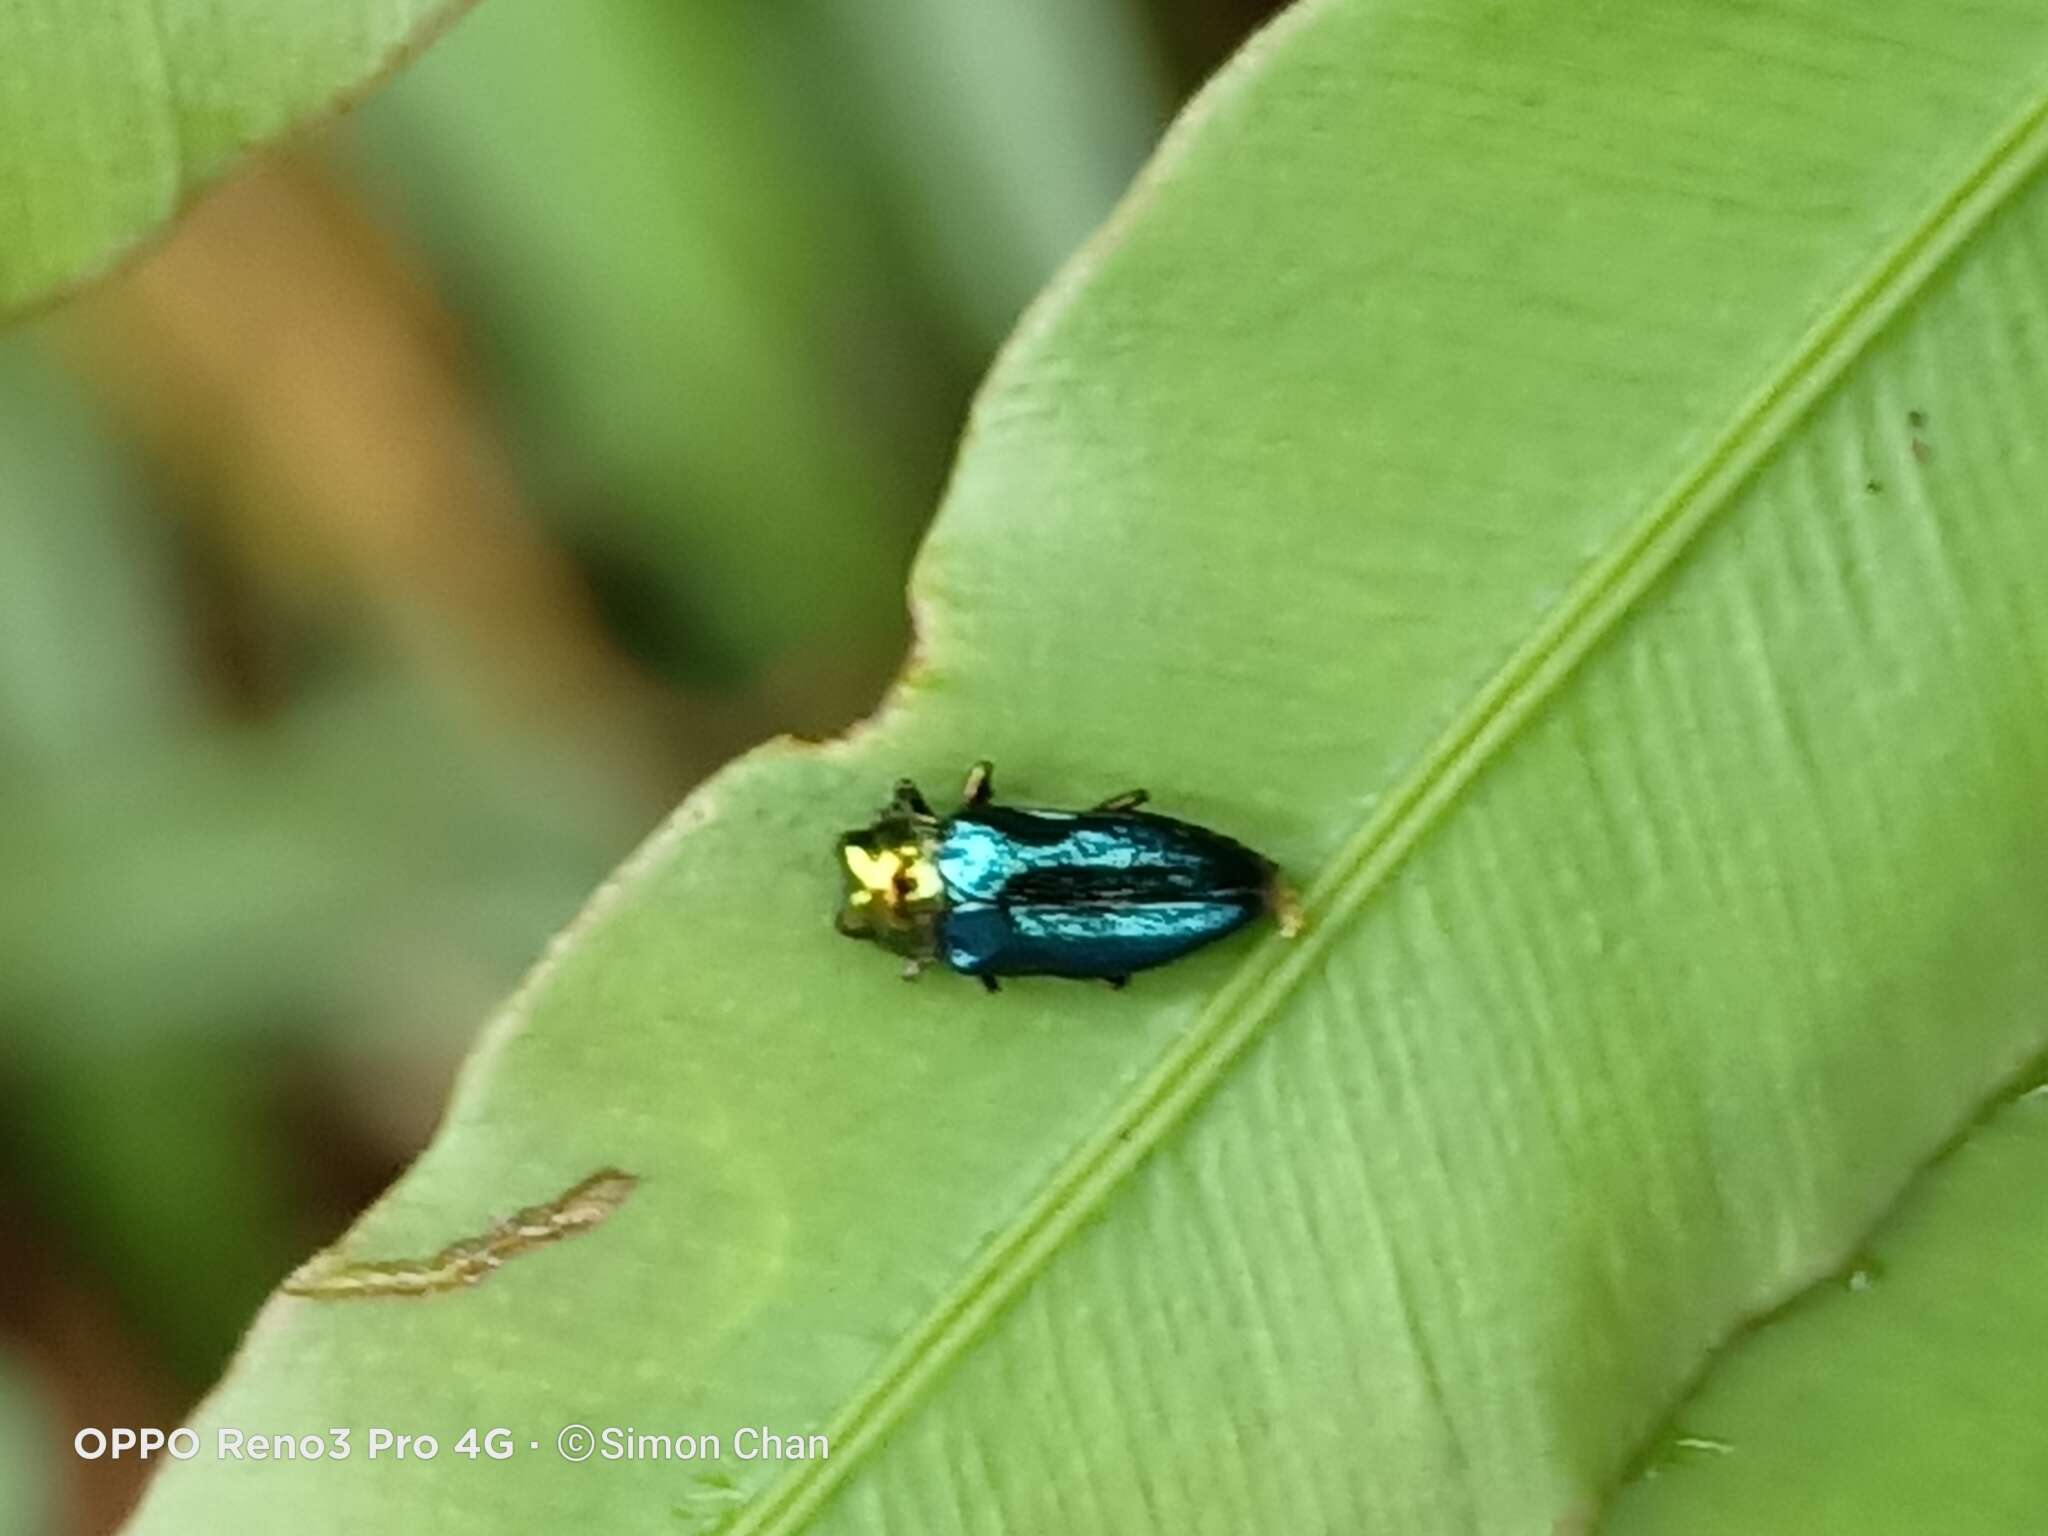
[1865,477,1882,493]
[1908,408,1927,429]
[1912,437,1932,464]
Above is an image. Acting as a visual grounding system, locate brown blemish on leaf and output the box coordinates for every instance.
[1909,408,1932,464]
[282,1168,638,1300]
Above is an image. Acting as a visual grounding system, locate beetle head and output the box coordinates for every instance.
[835,810,943,958]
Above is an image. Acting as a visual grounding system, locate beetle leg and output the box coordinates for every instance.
[900,957,926,982]
[979,973,1001,994]
[1105,975,1131,990]
[962,760,995,808]
[1091,788,1149,812]
[891,778,934,817]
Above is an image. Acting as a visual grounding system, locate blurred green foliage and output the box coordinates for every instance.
[0,3,1277,1531]
[345,0,1164,686]
[0,1366,50,1536]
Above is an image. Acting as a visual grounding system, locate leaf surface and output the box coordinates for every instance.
[1608,1077,2048,1534]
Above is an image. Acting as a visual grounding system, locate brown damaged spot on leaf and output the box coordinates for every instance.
[282,1168,638,1299]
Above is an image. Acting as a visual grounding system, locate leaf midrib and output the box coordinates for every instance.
[730,70,2048,1536]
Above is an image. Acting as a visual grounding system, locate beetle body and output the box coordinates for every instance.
[836,762,1296,989]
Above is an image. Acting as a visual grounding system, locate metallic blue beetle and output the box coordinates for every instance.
[835,761,1298,990]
